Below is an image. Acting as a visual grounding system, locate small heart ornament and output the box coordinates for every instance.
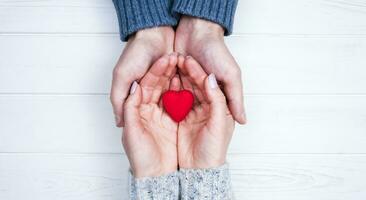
[162,90,194,122]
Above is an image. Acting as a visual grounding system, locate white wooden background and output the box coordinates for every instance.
[0,0,366,199]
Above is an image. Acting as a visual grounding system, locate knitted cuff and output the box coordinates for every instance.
[113,0,178,41]
[179,164,233,200]
[172,0,238,36]
[129,170,180,200]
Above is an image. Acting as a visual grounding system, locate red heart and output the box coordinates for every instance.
[162,90,194,122]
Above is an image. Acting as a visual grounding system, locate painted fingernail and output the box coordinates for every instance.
[208,73,218,89]
[242,112,247,122]
[115,115,120,125]
[130,81,138,94]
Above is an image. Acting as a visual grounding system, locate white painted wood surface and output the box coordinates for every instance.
[0,0,366,199]
[1,95,366,153]
[1,35,366,94]
[1,154,366,200]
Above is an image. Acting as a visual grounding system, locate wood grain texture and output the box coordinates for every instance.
[1,0,366,199]
[1,154,366,200]
[1,95,365,153]
[1,35,366,94]
[1,0,366,35]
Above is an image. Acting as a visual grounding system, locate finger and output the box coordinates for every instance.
[184,56,207,89]
[179,61,203,104]
[178,55,205,104]
[192,85,207,105]
[224,72,247,124]
[183,56,208,103]
[110,68,133,127]
[177,55,193,94]
[169,75,181,91]
[139,55,170,103]
[123,81,142,129]
[204,74,228,118]
[179,71,193,94]
[151,53,178,103]
[177,53,185,71]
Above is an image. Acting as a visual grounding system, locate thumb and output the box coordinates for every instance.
[204,74,227,118]
[123,81,142,127]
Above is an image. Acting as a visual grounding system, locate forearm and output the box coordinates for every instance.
[129,170,179,200]
[179,164,233,200]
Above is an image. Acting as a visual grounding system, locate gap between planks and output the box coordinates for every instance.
[2,33,366,38]
[1,152,366,156]
[1,93,366,97]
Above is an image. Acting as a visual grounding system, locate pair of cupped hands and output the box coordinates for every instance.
[124,53,234,178]
[110,17,246,177]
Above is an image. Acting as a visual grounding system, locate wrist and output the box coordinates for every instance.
[133,165,177,178]
[193,159,226,169]
[128,26,175,56]
[180,156,226,170]
[177,16,224,39]
[132,26,174,42]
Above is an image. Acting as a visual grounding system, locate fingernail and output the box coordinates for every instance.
[242,112,247,122]
[130,81,138,94]
[208,73,218,89]
[186,55,192,59]
[115,115,120,125]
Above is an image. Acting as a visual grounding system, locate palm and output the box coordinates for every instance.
[188,40,236,79]
[111,27,174,127]
[175,20,236,78]
[120,35,173,77]
[178,101,234,169]
[123,54,178,177]
[174,56,234,169]
[178,103,210,168]
[127,103,177,175]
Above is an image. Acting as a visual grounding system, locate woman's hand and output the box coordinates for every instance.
[172,55,235,169]
[123,54,178,178]
[111,26,175,127]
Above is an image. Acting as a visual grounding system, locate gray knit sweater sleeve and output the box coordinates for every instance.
[112,0,178,41]
[129,170,180,200]
[179,164,233,200]
[172,0,238,35]
[128,164,232,199]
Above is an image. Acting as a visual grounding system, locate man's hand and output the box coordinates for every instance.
[123,54,179,178]
[175,16,246,124]
[111,26,175,127]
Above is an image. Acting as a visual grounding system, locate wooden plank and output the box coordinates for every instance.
[1,0,366,35]
[0,35,123,94]
[0,153,366,200]
[1,35,365,94]
[0,0,119,34]
[234,0,366,35]
[0,95,365,153]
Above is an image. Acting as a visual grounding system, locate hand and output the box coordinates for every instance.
[123,54,178,178]
[172,55,235,169]
[111,26,175,127]
[175,16,246,124]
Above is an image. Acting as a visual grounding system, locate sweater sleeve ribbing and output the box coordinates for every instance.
[179,164,233,200]
[172,0,238,36]
[112,0,178,41]
[129,170,180,200]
